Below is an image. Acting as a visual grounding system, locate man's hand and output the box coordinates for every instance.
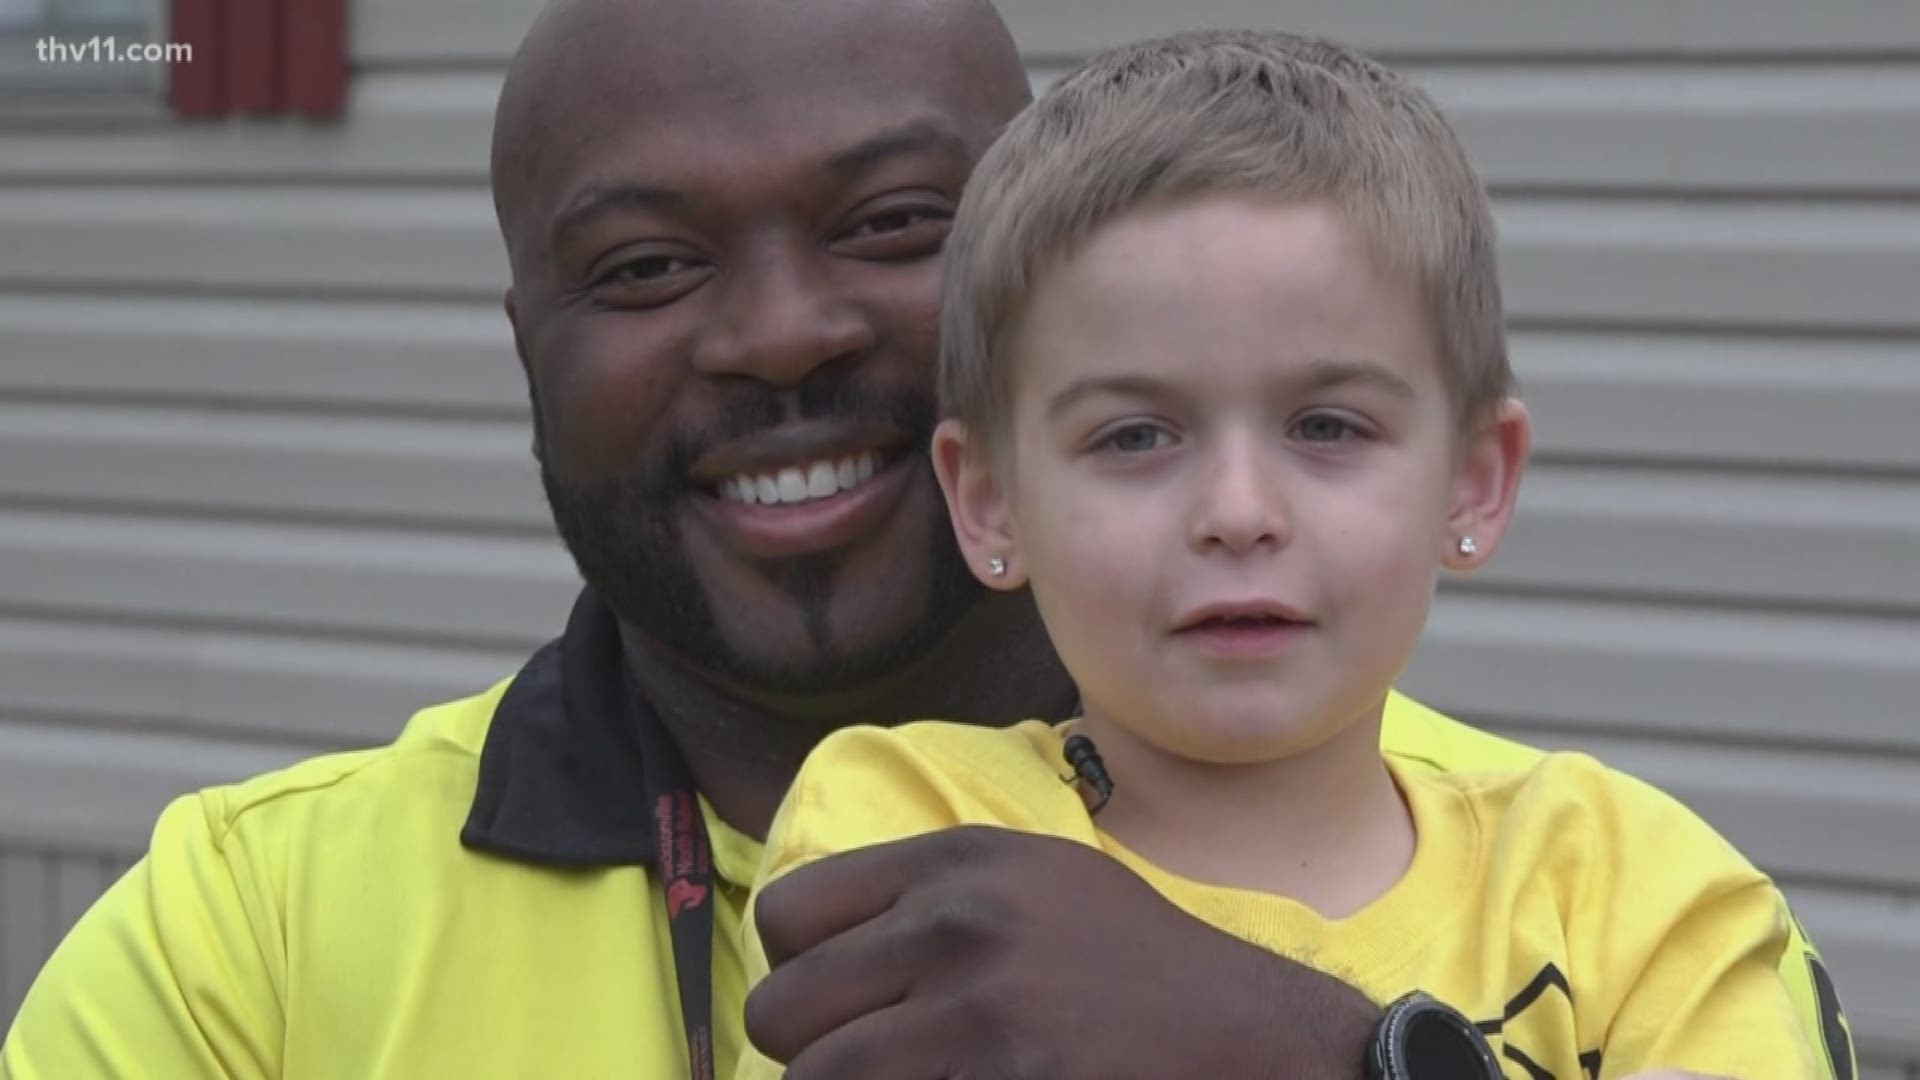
[745,825,1380,1080]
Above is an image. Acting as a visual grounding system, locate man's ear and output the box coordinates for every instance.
[931,419,1026,588]
[1444,397,1531,571]
[505,288,544,461]
[505,288,533,375]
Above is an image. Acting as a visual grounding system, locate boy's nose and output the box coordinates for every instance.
[1188,440,1291,557]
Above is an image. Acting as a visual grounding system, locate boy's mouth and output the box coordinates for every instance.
[1173,600,1314,632]
[1187,614,1299,630]
[1172,601,1315,659]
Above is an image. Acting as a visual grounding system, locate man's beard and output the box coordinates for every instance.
[538,377,983,696]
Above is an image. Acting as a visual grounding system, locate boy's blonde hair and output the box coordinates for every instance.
[940,29,1511,444]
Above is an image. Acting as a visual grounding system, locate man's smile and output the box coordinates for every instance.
[692,448,920,560]
[713,449,883,507]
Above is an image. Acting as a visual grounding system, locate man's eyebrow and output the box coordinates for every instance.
[550,183,691,252]
[824,119,971,181]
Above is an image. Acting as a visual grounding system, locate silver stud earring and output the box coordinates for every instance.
[986,556,1008,577]
[1457,536,1478,557]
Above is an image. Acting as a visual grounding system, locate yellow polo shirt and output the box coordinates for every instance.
[1,680,760,1079]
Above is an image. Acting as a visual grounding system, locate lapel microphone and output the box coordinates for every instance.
[1062,733,1114,814]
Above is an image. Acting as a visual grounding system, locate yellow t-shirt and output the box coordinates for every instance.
[738,719,1821,1080]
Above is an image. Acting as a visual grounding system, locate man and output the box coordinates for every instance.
[1,0,1853,1077]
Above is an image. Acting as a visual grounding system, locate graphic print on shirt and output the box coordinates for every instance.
[1806,952,1854,1080]
[1472,963,1602,1080]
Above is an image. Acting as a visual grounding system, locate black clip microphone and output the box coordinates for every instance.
[1061,733,1114,814]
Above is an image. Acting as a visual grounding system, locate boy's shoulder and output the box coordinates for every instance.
[777,719,1091,846]
[1419,748,1767,896]
[798,718,1069,794]
[1432,747,1666,815]
[890,716,1069,767]
[1381,694,1757,878]
[1380,690,1542,774]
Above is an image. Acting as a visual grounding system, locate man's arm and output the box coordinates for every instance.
[0,796,282,1079]
[737,722,1380,1080]
[749,827,1380,1080]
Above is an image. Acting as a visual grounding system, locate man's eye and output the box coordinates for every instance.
[601,255,694,284]
[1100,424,1173,453]
[848,207,949,238]
[582,253,711,309]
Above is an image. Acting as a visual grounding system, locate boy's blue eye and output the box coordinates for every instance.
[1294,414,1360,442]
[1102,424,1171,453]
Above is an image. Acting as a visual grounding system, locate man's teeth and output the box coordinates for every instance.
[720,452,881,506]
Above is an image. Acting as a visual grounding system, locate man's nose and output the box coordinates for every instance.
[691,247,876,386]
[1188,437,1292,557]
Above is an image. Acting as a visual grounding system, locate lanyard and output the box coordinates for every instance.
[638,692,717,1080]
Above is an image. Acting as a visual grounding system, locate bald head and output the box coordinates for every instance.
[489,0,1046,698]
[490,0,1031,262]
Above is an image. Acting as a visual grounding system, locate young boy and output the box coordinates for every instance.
[737,30,1817,1079]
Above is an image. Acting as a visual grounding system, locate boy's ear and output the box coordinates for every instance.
[1445,397,1532,571]
[931,419,1027,589]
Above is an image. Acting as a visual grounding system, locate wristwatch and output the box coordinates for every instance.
[1365,991,1502,1080]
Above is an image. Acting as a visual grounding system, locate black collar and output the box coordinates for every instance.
[462,587,1077,869]
[461,587,664,867]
